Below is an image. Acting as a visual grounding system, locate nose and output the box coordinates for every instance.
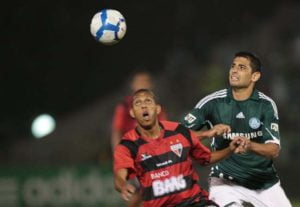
[140,101,148,108]
[230,66,238,73]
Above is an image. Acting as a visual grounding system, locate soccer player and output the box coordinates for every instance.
[111,71,167,207]
[114,89,246,207]
[181,51,292,207]
[111,71,167,151]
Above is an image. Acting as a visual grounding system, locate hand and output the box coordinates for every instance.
[230,136,250,154]
[120,183,136,202]
[209,124,231,137]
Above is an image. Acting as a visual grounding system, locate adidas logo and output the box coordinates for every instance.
[236,112,245,119]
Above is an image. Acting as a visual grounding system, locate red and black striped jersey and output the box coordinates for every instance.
[114,121,212,207]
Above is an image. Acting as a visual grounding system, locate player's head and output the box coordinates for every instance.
[129,89,161,130]
[130,71,153,92]
[229,51,261,89]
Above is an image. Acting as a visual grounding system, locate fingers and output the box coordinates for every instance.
[214,124,231,136]
[121,184,136,202]
[127,184,136,194]
[230,136,250,154]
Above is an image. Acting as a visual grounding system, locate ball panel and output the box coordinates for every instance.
[90,9,127,45]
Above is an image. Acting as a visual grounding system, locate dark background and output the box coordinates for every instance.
[1,0,300,203]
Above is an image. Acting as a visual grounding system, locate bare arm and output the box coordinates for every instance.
[209,147,232,164]
[114,168,136,201]
[248,142,279,159]
[192,124,231,140]
[209,137,248,164]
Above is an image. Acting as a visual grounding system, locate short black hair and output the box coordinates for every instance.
[132,88,157,103]
[234,51,262,72]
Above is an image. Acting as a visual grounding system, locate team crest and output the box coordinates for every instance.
[249,117,261,129]
[170,143,183,157]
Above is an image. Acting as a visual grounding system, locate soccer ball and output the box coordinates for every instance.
[90,9,127,45]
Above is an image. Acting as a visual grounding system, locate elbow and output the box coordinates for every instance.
[270,150,279,159]
[268,148,280,159]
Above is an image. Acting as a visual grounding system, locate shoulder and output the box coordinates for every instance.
[257,91,279,119]
[161,121,193,144]
[160,120,180,130]
[195,88,228,109]
[122,129,139,141]
[119,129,143,158]
[161,120,190,133]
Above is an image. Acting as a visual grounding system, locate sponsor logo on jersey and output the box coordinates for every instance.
[223,131,263,140]
[249,117,261,129]
[184,113,196,124]
[152,174,187,197]
[170,143,183,157]
[271,123,279,132]
[236,112,245,119]
[156,160,173,167]
[150,170,169,180]
[141,153,152,161]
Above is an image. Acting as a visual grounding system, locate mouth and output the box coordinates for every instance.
[230,75,239,81]
[142,111,150,121]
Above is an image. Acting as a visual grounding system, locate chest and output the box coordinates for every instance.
[211,100,264,132]
[135,136,190,173]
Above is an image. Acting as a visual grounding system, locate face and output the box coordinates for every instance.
[131,73,153,92]
[229,57,260,89]
[130,91,161,129]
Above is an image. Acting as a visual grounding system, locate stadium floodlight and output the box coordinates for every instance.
[31,114,56,138]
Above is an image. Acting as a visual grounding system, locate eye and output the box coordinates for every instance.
[239,64,249,71]
[145,99,153,104]
[134,100,142,106]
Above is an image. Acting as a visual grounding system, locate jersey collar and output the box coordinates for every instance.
[227,87,260,102]
[134,122,165,142]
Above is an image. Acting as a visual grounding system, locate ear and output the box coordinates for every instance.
[156,104,162,115]
[251,71,261,82]
[129,108,135,118]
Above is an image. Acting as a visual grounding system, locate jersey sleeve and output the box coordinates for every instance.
[181,102,212,131]
[113,144,136,178]
[189,130,211,165]
[261,102,280,145]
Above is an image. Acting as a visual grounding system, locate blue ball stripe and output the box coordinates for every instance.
[95,9,107,40]
[95,9,122,41]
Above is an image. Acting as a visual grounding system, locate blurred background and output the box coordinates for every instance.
[1,0,300,206]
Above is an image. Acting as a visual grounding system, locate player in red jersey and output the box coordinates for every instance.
[111,71,167,151]
[114,89,246,207]
[111,71,167,207]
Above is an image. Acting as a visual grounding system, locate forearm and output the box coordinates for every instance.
[209,147,231,164]
[192,124,231,140]
[114,169,128,192]
[249,142,279,159]
[192,129,215,140]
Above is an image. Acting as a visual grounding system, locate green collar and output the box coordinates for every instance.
[227,88,260,102]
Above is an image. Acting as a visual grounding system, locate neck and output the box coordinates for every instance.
[137,121,161,139]
[232,86,254,101]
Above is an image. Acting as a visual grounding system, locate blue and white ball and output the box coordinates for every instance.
[90,9,126,45]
